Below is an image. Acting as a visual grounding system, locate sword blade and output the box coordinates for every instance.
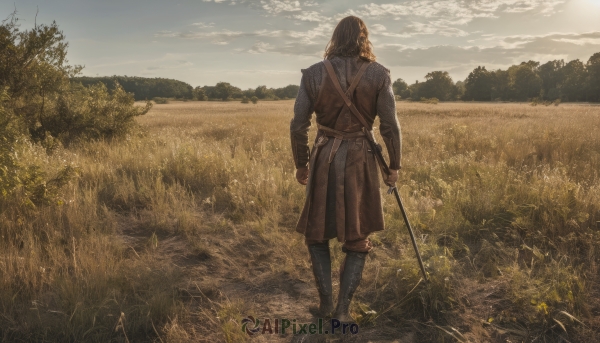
[391,187,429,282]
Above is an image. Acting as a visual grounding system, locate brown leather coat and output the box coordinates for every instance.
[291,56,401,243]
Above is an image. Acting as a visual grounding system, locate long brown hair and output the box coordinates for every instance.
[324,16,376,62]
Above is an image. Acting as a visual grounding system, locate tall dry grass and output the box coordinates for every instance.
[1,100,599,342]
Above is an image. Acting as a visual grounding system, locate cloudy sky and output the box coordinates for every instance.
[4,0,600,88]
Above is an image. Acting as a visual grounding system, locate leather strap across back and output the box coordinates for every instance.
[323,59,391,178]
[322,59,372,131]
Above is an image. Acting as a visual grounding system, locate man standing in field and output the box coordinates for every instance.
[290,16,401,322]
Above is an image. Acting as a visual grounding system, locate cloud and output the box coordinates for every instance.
[248,41,273,53]
[157,21,332,51]
[368,20,469,38]
[289,10,329,22]
[351,0,565,20]
[242,43,323,57]
[370,24,387,34]
[156,0,590,67]
[155,29,246,45]
[260,0,301,14]
[339,0,565,38]
[376,31,600,73]
[191,22,215,28]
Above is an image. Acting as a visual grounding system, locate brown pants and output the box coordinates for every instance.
[305,236,372,253]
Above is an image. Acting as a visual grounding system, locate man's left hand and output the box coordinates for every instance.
[296,167,309,185]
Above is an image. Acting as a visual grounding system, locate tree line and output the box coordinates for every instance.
[193,83,299,101]
[394,52,600,102]
[72,77,300,102]
[72,53,600,103]
[73,76,194,101]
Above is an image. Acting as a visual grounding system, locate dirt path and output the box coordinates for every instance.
[119,217,422,342]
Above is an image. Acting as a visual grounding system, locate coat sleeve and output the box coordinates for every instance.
[290,71,314,169]
[377,70,402,170]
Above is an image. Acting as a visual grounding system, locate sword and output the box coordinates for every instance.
[387,185,429,282]
[364,129,429,282]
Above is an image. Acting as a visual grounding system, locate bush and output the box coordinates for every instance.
[153,97,169,104]
[530,97,556,106]
[45,83,152,145]
[0,89,19,200]
[420,97,439,104]
[1,15,150,146]
[251,96,258,104]
[0,88,78,208]
[241,97,249,104]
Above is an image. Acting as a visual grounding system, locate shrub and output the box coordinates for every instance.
[530,97,555,106]
[420,97,439,104]
[0,89,19,200]
[241,97,249,104]
[44,83,152,145]
[153,97,169,104]
[1,15,150,145]
[251,96,258,104]
[0,88,78,208]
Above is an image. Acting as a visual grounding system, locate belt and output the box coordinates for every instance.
[317,124,368,163]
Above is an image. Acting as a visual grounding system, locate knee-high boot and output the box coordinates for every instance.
[333,251,367,322]
[308,243,333,317]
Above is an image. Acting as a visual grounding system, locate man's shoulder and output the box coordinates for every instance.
[301,61,324,75]
[367,61,390,75]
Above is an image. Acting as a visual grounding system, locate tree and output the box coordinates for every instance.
[229,85,243,99]
[0,16,78,137]
[74,76,194,100]
[392,78,409,98]
[560,59,587,102]
[0,14,149,144]
[255,85,273,99]
[193,86,207,101]
[420,71,455,101]
[538,60,564,100]
[454,81,465,100]
[491,69,510,101]
[273,84,300,99]
[510,62,542,101]
[587,53,600,102]
[408,80,423,100]
[464,66,493,101]
[242,88,255,99]
[214,82,234,101]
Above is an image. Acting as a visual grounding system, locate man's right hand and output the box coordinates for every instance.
[296,167,309,185]
[385,169,399,187]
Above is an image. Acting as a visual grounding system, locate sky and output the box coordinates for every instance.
[3,0,600,89]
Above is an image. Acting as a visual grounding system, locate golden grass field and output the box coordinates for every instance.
[2,100,600,342]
